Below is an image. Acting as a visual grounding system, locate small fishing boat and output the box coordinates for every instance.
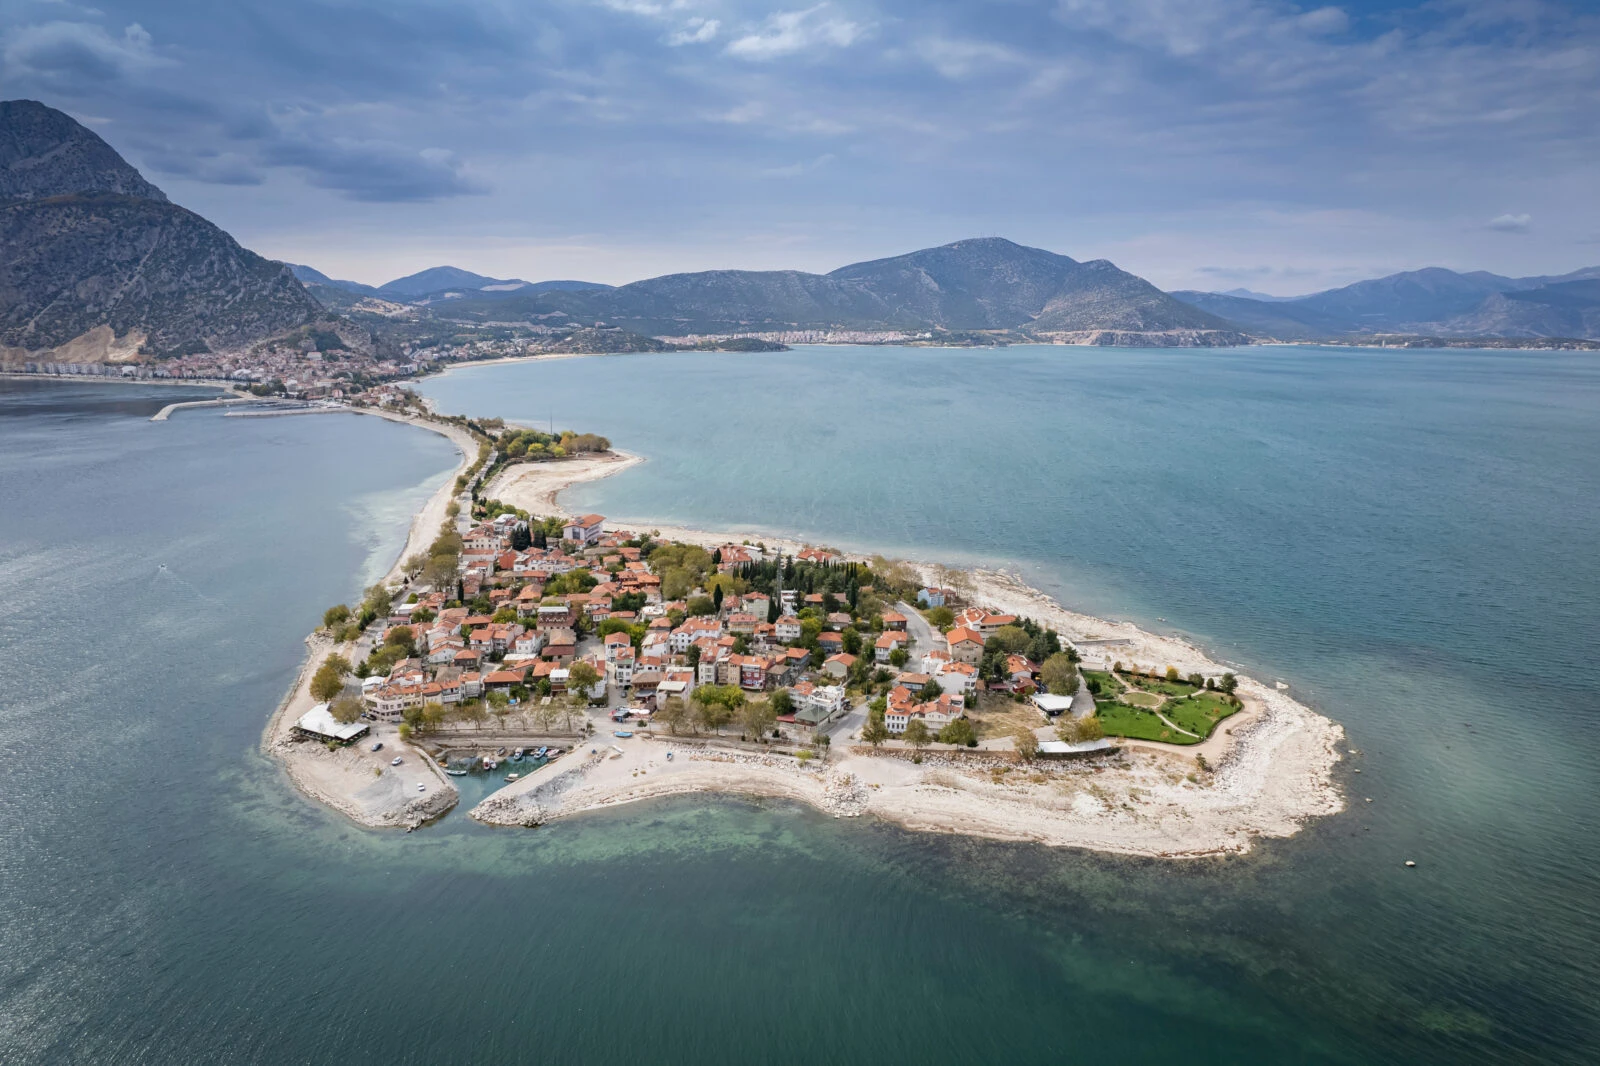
[504,772,520,782]
[445,769,467,777]
[535,746,549,758]
[511,748,524,761]
[496,747,507,756]
[613,730,634,738]
[482,756,499,771]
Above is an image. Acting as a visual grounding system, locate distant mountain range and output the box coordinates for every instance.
[289,263,612,304]
[0,100,320,358]
[1174,266,1600,340]
[342,238,1246,344]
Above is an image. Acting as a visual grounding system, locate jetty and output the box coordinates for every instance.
[150,395,253,421]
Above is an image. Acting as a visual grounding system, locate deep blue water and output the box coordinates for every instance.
[2,346,1598,1064]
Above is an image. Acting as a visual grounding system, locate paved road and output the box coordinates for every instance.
[897,600,940,663]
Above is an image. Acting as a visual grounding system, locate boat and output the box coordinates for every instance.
[534,746,549,758]
[482,756,498,771]
[613,730,634,738]
[504,772,520,782]
[511,748,524,761]
[445,769,467,777]
[496,747,507,756]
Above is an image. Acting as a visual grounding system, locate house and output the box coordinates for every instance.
[881,610,908,632]
[817,631,845,655]
[774,615,803,642]
[875,631,909,663]
[294,703,369,745]
[917,587,950,608]
[561,513,607,547]
[822,652,857,680]
[727,612,758,635]
[945,627,985,665]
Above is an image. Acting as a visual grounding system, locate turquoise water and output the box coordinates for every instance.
[3,346,1598,1063]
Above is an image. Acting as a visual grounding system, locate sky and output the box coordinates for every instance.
[2,0,1598,294]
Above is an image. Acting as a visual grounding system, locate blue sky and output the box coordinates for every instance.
[3,0,1597,293]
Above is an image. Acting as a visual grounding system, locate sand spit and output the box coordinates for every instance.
[480,449,643,514]
[256,407,475,827]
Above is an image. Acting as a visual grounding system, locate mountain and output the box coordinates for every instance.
[290,264,380,296]
[1218,288,1298,302]
[1172,265,1600,339]
[373,265,613,301]
[0,100,168,203]
[0,99,320,358]
[424,238,1243,343]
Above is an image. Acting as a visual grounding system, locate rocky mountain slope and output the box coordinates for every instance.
[0,99,319,358]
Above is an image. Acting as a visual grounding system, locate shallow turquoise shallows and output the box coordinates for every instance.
[3,343,1598,1064]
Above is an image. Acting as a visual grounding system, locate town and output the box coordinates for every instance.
[290,434,1245,793]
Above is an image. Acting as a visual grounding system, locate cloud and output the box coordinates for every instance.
[915,37,1024,79]
[760,152,835,177]
[1488,213,1532,232]
[261,137,489,202]
[668,18,720,46]
[726,6,865,60]
[2,20,170,85]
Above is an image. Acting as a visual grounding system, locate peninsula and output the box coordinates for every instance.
[258,391,1345,855]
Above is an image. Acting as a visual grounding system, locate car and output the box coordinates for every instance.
[416,783,426,792]
[391,756,403,766]
[370,741,383,752]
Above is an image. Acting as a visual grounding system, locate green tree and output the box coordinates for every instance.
[991,625,1031,654]
[322,604,351,629]
[925,605,954,629]
[938,717,976,746]
[384,626,416,654]
[1219,673,1238,695]
[769,688,795,717]
[325,653,353,677]
[862,712,890,748]
[1166,665,1181,683]
[713,584,724,612]
[1040,652,1080,696]
[1013,727,1039,761]
[889,647,908,669]
[567,660,601,700]
[919,678,944,702]
[842,628,863,656]
[687,595,716,617]
[902,718,931,754]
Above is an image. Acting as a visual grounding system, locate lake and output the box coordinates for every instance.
[2,346,1597,1063]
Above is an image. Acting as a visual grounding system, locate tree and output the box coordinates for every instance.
[532,698,562,734]
[384,625,416,653]
[991,625,1031,654]
[656,695,690,736]
[325,653,353,677]
[1058,716,1104,744]
[567,660,601,701]
[769,688,795,717]
[938,717,976,746]
[889,647,908,668]
[739,699,777,741]
[842,628,863,656]
[1166,666,1181,683]
[1040,652,1080,696]
[329,695,365,724]
[862,713,890,748]
[712,584,724,612]
[1188,673,1204,688]
[323,604,351,629]
[309,662,345,703]
[687,595,716,617]
[1219,673,1238,695]
[925,605,954,629]
[1013,727,1040,761]
[919,678,944,702]
[422,700,449,732]
[902,718,931,755]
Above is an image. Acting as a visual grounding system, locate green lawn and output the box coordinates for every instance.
[1161,692,1239,739]
[1123,675,1201,698]
[1093,701,1200,745]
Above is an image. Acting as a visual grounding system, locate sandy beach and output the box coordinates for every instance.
[471,449,1346,857]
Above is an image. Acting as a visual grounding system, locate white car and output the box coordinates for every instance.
[391,756,403,766]
[416,783,426,792]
